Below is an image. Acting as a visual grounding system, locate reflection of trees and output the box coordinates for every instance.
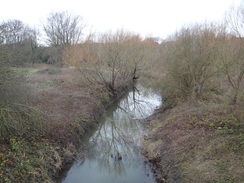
[83,85,161,176]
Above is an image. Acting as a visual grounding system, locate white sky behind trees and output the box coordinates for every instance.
[0,0,239,40]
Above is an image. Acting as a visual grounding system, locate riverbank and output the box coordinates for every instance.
[0,65,134,183]
[61,84,162,183]
[144,95,244,183]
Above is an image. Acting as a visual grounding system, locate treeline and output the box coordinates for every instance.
[0,11,86,65]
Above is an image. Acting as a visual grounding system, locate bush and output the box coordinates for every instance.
[160,23,223,100]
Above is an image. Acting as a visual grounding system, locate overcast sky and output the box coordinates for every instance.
[0,0,237,39]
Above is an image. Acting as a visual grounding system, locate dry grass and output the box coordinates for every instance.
[0,64,114,183]
[0,61,135,182]
[144,98,244,183]
[26,65,105,144]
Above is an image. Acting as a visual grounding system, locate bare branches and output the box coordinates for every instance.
[0,20,38,65]
[43,11,86,46]
[162,23,222,98]
[225,1,244,37]
[0,20,37,45]
[63,30,144,94]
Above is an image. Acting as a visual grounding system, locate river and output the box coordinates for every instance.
[61,85,162,183]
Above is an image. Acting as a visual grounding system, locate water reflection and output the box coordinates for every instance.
[62,85,162,183]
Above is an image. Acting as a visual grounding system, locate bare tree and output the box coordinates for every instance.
[0,20,37,45]
[160,23,224,99]
[84,30,144,94]
[63,30,144,95]
[221,39,244,104]
[43,11,86,46]
[225,1,244,37]
[0,20,38,65]
[222,2,244,103]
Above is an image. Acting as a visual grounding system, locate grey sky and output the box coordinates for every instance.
[0,0,236,39]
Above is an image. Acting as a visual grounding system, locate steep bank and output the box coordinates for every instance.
[144,98,244,183]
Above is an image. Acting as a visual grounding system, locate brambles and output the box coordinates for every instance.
[0,104,45,138]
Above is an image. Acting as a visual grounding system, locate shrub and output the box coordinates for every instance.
[160,23,223,100]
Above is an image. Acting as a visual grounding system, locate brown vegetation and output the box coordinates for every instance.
[1,2,244,183]
[143,3,244,182]
[0,62,131,183]
[144,96,244,182]
[63,30,150,93]
[28,65,105,144]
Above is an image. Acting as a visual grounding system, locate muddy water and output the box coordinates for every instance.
[61,85,162,183]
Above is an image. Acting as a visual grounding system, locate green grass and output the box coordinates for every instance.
[41,83,52,88]
[11,68,39,74]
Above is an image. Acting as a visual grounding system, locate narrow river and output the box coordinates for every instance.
[61,85,162,183]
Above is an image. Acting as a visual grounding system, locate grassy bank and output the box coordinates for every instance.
[0,64,134,183]
[144,90,244,183]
